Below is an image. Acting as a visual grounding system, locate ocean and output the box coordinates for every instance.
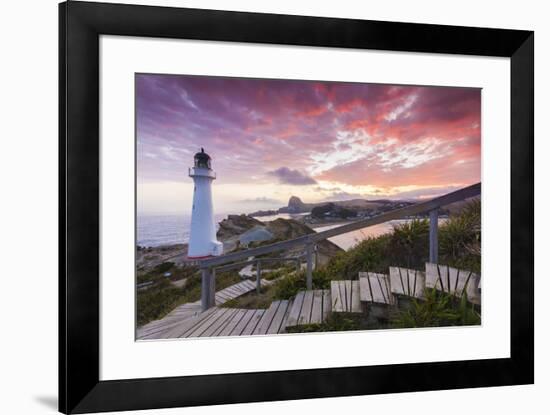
[136,213,306,248]
[137,213,436,251]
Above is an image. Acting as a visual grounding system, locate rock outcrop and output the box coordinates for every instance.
[216,215,342,263]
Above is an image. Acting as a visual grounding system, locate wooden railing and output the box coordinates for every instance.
[197,182,481,311]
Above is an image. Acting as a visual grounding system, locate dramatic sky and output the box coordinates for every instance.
[136,74,481,215]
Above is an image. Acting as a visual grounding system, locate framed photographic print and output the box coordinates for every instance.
[59,1,534,413]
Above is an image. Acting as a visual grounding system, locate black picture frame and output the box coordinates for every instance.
[59,1,534,413]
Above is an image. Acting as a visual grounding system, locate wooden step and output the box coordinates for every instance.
[388,267,425,300]
[286,289,331,327]
[358,272,394,305]
[331,280,362,313]
[425,263,481,305]
[139,307,220,340]
[253,300,294,335]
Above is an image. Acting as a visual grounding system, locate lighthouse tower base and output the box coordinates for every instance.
[188,241,223,259]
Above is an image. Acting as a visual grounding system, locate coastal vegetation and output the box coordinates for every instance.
[136,264,240,326]
[137,200,480,331]
[222,200,481,331]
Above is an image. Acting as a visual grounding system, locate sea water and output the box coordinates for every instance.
[137,213,441,251]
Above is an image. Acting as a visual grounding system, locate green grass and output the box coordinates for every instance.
[317,199,481,282]
[286,313,365,333]
[390,289,481,328]
[221,283,278,309]
[136,262,197,285]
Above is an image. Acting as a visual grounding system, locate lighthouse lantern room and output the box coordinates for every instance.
[187,148,223,259]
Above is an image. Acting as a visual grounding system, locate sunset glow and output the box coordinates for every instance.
[136,74,481,215]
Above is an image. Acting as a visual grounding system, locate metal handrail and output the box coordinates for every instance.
[200,182,480,268]
[198,182,481,311]
[213,255,305,274]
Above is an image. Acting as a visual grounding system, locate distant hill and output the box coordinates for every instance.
[250,196,414,218]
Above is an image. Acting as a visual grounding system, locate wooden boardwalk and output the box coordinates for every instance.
[138,262,481,340]
[359,272,393,305]
[425,262,481,305]
[137,278,274,339]
[140,301,294,339]
[389,267,425,299]
[331,281,362,313]
[286,290,331,328]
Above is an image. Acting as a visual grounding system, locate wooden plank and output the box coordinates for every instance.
[426,262,481,304]
[344,280,352,311]
[298,291,314,325]
[184,308,232,338]
[233,284,250,294]
[322,289,331,321]
[152,308,220,339]
[150,307,219,339]
[137,313,199,338]
[210,308,240,336]
[456,269,481,304]
[369,275,387,304]
[465,273,481,305]
[389,267,423,300]
[389,267,406,296]
[278,299,294,333]
[286,291,305,327]
[215,292,232,301]
[242,280,256,290]
[200,308,240,337]
[350,281,362,313]
[330,278,364,313]
[266,300,290,334]
[229,309,257,336]
[221,287,241,297]
[358,273,372,302]
[241,309,265,336]
[410,270,425,299]
[254,302,281,335]
[224,285,244,296]
[310,290,324,324]
[331,281,344,313]
[217,309,248,337]
[425,262,440,289]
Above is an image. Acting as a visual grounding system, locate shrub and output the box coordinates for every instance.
[390,289,481,328]
[287,313,364,333]
[439,199,481,273]
[313,233,392,282]
[136,280,185,326]
[388,219,429,268]
[151,261,174,274]
[136,268,240,326]
[272,269,331,300]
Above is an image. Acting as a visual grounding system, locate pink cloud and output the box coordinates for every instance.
[136,74,480,192]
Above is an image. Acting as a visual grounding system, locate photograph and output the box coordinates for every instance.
[135,74,482,340]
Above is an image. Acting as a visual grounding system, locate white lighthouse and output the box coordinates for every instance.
[187,148,223,259]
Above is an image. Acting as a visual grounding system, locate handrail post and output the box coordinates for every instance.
[295,258,300,273]
[200,267,215,312]
[314,244,318,270]
[429,209,439,263]
[306,243,313,290]
[256,260,261,294]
